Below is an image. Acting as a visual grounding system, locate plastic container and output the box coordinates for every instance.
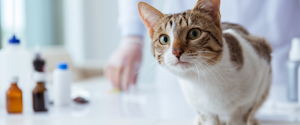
[53,62,72,106]
[0,35,33,107]
[287,38,300,102]
[6,77,23,113]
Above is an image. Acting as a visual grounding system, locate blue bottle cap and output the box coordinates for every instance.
[9,35,20,44]
[57,62,68,70]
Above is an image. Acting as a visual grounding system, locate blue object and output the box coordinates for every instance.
[57,62,68,70]
[9,35,20,44]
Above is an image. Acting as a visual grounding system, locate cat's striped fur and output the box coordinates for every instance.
[138,0,272,125]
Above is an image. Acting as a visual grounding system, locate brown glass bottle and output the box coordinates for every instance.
[32,82,48,112]
[6,79,23,113]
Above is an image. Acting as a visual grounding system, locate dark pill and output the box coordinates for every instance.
[73,97,89,104]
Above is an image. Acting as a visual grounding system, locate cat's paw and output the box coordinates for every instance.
[194,115,205,125]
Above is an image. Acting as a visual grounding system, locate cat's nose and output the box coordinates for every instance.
[172,48,184,59]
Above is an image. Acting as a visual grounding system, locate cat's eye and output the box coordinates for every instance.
[159,35,170,45]
[188,29,201,40]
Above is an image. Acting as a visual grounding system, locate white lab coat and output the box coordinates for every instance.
[118,0,300,85]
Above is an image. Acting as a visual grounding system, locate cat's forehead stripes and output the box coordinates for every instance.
[164,11,191,30]
[168,19,176,51]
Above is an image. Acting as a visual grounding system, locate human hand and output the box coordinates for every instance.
[105,36,143,90]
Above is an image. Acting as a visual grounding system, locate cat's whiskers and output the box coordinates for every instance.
[196,56,231,75]
[197,59,225,95]
[195,58,231,84]
[192,60,210,104]
[197,61,224,103]
[137,59,163,82]
[195,58,234,101]
[191,60,201,84]
[153,54,231,100]
[197,51,221,54]
[193,60,220,101]
[136,59,162,74]
[161,63,169,82]
[146,64,159,81]
[161,60,172,69]
[199,57,229,74]
[207,65,234,102]
[161,61,181,81]
[164,57,179,66]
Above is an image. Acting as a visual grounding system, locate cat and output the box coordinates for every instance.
[138,0,272,125]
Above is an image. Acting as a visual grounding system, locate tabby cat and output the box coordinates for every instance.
[138,0,272,125]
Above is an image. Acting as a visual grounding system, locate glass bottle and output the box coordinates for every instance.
[6,77,23,113]
[33,53,45,72]
[32,72,48,112]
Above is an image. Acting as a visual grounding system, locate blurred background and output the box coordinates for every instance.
[0,0,163,83]
[0,0,299,124]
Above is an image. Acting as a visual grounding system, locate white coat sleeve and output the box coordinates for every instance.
[118,0,153,38]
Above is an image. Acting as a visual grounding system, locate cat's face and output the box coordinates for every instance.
[139,0,223,73]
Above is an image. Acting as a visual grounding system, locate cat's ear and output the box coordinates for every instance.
[138,2,164,37]
[193,0,221,25]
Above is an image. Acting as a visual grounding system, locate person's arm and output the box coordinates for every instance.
[105,0,153,90]
[118,0,152,38]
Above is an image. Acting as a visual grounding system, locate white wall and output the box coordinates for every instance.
[86,0,120,60]
[63,0,120,62]
[25,0,55,47]
[63,0,85,65]
[1,0,25,47]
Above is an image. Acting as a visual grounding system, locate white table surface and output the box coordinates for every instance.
[0,77,300,125]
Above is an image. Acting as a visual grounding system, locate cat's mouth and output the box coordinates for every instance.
[169,60,192,70]
[175,60,189,65]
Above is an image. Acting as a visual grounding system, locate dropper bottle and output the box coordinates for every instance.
[33,53,45,72]
[32,72,48,112]
[287,38,300,102]
[32,51,48,111]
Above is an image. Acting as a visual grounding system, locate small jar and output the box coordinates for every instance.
[32,72,48,112]
[6,77,23,113]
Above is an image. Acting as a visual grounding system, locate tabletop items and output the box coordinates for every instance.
[6,77,23,113]
[0,35,31,114]
[53,62,72,106]
[1,35,73,114]
[0,35,33,108]
[32,72,48,112]
[32,53,48,112]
